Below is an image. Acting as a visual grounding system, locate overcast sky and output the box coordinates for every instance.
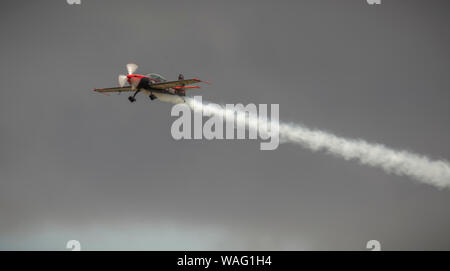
[0,0,449,250]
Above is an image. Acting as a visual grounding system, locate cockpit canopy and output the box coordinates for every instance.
[146,73,167,83]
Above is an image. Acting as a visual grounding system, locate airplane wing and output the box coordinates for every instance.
[150,79,202,90]
[94,87,133,93]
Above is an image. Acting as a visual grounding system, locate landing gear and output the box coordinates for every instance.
[128,89,140,103]
[149,94,157,100]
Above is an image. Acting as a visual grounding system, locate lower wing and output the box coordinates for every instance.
[94,87,133,93]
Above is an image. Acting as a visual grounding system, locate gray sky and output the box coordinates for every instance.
[0,0,449,250]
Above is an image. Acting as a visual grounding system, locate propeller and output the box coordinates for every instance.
[127,63,138,75]
[118,74,128,87]
[118,63,139,87]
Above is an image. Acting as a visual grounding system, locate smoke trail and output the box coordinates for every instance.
[184,97,450,189]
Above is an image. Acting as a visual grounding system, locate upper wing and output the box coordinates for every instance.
[150,79,202,90]
[94,87,133,93]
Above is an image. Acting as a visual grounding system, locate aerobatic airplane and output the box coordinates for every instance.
[94,63,209,104]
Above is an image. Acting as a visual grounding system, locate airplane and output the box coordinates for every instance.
[94,63,209,104]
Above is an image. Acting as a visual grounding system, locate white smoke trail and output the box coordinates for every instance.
[184,97,450,189]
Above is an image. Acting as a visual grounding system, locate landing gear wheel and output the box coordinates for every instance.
[128,96,136,103]
[149,94,157,100]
